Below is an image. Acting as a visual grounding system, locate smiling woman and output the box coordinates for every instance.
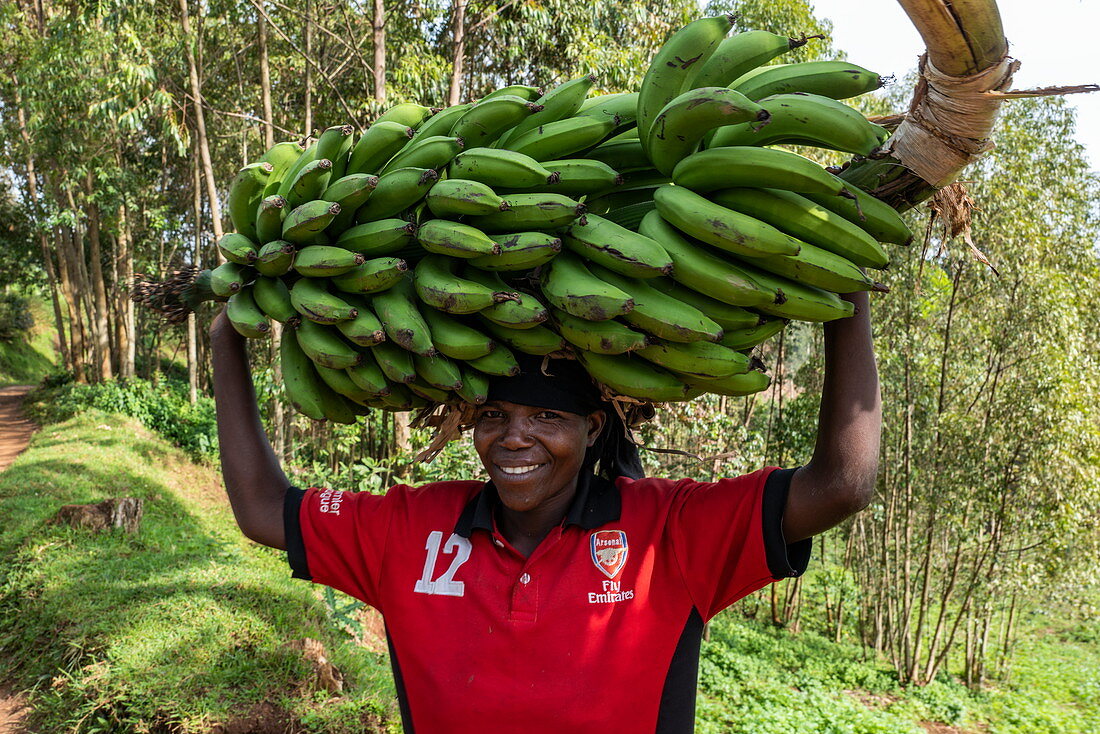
[210,283,881,733]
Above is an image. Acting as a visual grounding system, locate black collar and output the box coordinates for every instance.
[454,471,621,538]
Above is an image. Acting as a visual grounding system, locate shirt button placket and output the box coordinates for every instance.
[510,570,537,622]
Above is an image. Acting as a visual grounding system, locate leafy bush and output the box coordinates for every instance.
[0,291,34,340]
[33,377,218,461]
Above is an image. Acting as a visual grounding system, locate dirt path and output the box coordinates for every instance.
[0,386,36,474]
[0,385,36,732]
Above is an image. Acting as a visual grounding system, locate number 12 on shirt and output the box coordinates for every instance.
[414,530,472,597]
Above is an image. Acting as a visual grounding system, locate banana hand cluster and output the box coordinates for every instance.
[177,17,914,421]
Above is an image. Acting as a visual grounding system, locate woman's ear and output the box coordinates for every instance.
[586,410,608,447]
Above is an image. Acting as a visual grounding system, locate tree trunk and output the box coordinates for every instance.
[447,0,466,106]
[304,0,313,135]
[180,0,224,243]
[257,0,275,149]
[83,172,113,382]
[372,0,386,106]
[188,151,202,403]
[115,203,135,378]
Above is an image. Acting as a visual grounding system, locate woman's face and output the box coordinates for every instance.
[473,401,606,513]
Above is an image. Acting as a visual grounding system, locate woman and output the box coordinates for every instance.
[211,290,880,733]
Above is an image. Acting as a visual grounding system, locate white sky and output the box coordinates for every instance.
[809,0,1100,169]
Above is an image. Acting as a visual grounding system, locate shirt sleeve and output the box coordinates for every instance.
[667,466,812,621]
[284,485,398,610]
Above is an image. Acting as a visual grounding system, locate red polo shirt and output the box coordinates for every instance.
[284,467,810,733]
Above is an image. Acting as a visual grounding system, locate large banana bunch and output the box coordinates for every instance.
[145,16,914,421]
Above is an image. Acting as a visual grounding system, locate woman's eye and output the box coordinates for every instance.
[537,411,561,420]
[478,409,504,420]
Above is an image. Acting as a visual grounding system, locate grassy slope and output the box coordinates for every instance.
[0,296,57,386]
[0,412,398,733]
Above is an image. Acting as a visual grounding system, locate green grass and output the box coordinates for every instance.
[0,296,57,386]
[0,412,398,733]
[696,603,1100,734]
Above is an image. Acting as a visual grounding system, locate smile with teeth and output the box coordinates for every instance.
[497,463,545,475]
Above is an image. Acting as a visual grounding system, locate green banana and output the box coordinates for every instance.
[479,318,567,356]
[563,214,673,278]
[537,159,623,196]
[690,30,814,89]
[210,262,250,298]
[413,254,513,314]
[496,75,596,147]
[336,218,419,256]
[285,158,334,209]
[706,92,890,156]
[638,210,777,307]
[719,318,786,350]
[255,240,296,277]
[647,87,769,175]
[455,366,490,405]
[280,325,327,420]
[376,103,437,128]
[330,257,409,294]
[599,201,658,231]
[466,346,521,377]
[426,179,510,217]
[371,340,418,383]
[315,364,377,405]
[663,281,762,331]
[381,135,465,175]
[577,92,639,128]
[354,167,439,222]
[742,265,856,322]
[226,287,270,339]
[417,219,501,258]
[293,246,366,277]
[347,352,392,395]
[469,232,562,271]
[467,192,585,233]
[370,277,436,356]
[504,115,619,162]
[420,306,496,360]
[672,146,851,196]
[290,277,359,324]
[217,233,258,265]
[275,140,319,199]
[407,377,453,403]
[638,339,749,379]
[452,95,543,147]
[575,351,692,402]
[540,252,634,322]
[464,268,550,328]
[449,147,559,188]
[253,275,298,323]
[296,318,361,369]
[322,173,380,233]
[346,121,416,175]
[588,263,724,343]
[318,388,359,424]
[260,140,307,197]
[482,85,542,102]
[802,187,914,245]
[414,352,464,390]
[255,195,288,244]
[652,184,801,258]
[413,102,473,139]
[552,308,649,354]
[730,60,884,101]
[637,15,735,150]
[282,200,341,244]
[334,295,387,346]
[314,125,355,168]
[227,162,273,241]
[708,187,889,268]
[379,384,428,411]
[685,369,770,397]
[585,139,649,172]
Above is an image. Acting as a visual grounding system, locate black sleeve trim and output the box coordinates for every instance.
[284,486,312,581]
[761,467,813,580]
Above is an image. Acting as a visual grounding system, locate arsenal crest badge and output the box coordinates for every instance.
[590,530,629,580]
